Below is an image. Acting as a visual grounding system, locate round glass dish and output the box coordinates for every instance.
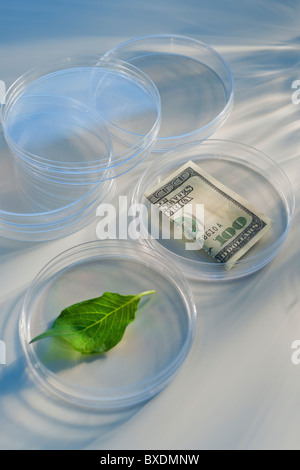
[3,95,112,184]
[1,56,161,182]
[20,240,197,409]
[0,129,114,242]
[104,34,234,152]
[132,140,295,281]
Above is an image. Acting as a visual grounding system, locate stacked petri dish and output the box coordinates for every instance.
[0,56,161,241]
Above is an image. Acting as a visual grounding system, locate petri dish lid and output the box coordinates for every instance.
[19,240,197,409]
[1,56,161,182]
[104,34,234,152]
[132,139,295,281]
[3,95,115,185]
[0,129,114,242]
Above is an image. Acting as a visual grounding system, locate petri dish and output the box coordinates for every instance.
[4,95,113,185]
[0,129,114,242]
[19,240,197,409]
[1,56,161,182]
[104,35,234,152]
[132,140,295,281]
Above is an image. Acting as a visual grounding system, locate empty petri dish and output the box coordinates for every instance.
[3,95,113,184]
[1,56,161,182]
[0,129,114,242]
[19,240,197,409]
[105,35,234,152]
[132,140,295,281]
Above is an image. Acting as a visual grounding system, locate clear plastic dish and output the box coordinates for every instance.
[132,140,295,281]
[19,240,197,409]
[0,130,114,242]
[1,56,161,182]
[5,95,111,168]
[105,35,234,152]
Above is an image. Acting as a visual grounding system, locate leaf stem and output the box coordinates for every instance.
[138,290,156,298]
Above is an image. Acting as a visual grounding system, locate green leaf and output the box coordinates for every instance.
[30,290,156,355]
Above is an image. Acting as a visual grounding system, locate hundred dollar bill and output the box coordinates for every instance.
[145,160,273,269]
